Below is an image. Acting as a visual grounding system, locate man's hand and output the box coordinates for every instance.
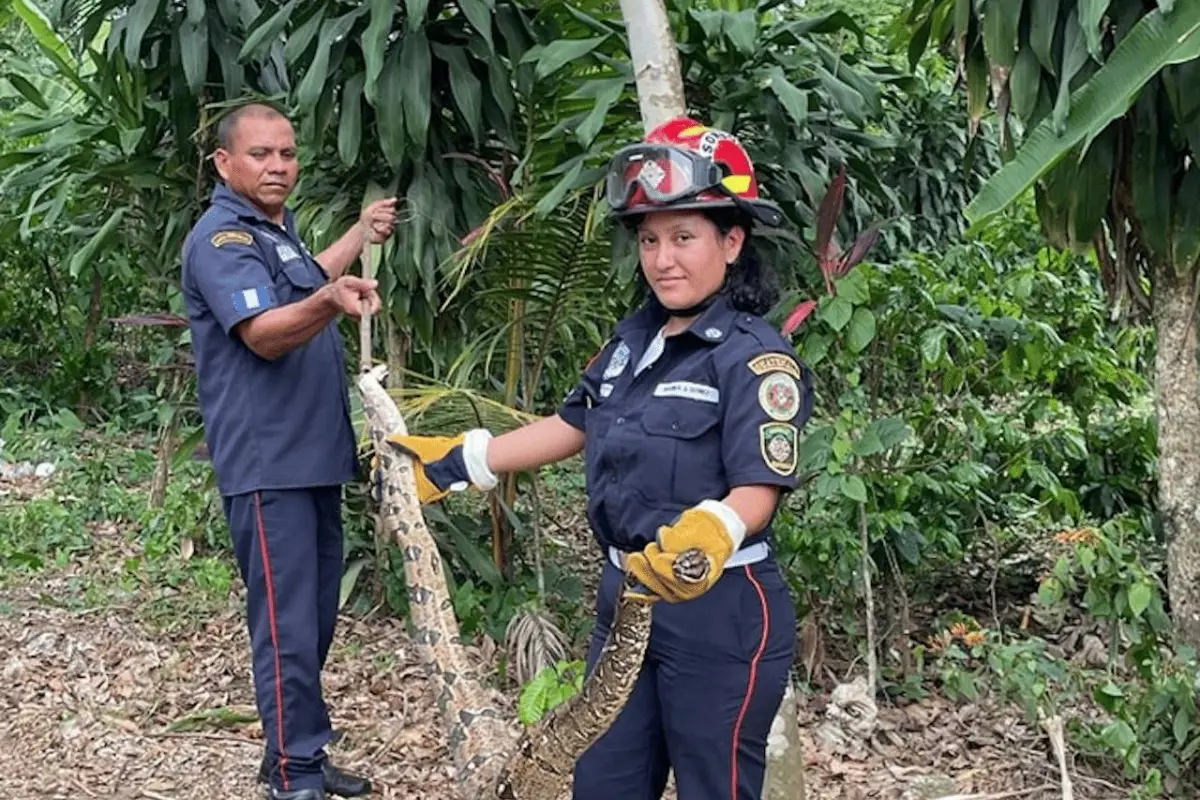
[360,197,398,244]
[322,275,381,318]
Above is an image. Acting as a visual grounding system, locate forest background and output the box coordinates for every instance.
[2,0,1198,796]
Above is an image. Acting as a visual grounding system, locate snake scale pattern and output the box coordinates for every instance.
[490,547,707,798]
[357,365,710,800]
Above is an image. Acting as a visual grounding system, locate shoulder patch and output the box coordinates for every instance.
[210,230,253,248]
[747,352,801,380]
[760,423,798,476]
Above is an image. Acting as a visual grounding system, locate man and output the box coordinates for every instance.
[181,101,396,800]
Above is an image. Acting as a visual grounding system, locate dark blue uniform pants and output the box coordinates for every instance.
[223,487,345,793]
[573,556,797,800]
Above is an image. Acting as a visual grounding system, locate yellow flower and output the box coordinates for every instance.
[963,631,986,647]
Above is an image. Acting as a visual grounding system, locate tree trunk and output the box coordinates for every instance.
[1153,260,1200,648]
[617,0,686,133]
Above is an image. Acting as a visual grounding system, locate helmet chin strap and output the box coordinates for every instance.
[663,273,731,318]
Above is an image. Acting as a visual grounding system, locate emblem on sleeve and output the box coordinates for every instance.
[747,352,801,379]
[210,230,253,248]
[758,372,801,421]
[760,423,798,476]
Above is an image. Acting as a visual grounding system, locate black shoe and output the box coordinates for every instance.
[321,761,372,797]
[265,788,325,800]
[259,757,372,797]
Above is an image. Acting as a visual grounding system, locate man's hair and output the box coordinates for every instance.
[215,101,290,151]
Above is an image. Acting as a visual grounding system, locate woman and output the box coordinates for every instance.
[389,117,814,799]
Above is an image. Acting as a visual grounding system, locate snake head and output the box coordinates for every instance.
[672,547,710,584]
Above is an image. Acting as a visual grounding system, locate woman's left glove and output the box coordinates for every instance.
[625,500,746,602]
[373,429,498,504]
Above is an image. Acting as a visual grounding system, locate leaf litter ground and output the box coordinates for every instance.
[1,473,1137,799]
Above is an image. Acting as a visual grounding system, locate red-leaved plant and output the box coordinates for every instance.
[780,166,881,336]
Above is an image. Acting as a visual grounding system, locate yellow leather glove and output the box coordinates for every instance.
[625,503,740,603]
[382,432,466,504]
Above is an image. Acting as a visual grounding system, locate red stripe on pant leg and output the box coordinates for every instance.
[255,492,291,791]
[730,564,771,800]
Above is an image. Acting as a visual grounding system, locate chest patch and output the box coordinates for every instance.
[653,381,720,404]
[758,372,801,420]
[603,341,631,379]
[276,243,301,262]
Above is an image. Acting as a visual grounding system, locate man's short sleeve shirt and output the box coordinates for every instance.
[181,183,357,496]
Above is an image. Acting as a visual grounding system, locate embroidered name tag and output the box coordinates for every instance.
[276,243,300,262]
[653,381,720,403]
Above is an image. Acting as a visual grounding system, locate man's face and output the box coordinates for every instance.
[214,112,299,217]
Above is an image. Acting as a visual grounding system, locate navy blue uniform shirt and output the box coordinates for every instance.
[181,182,357,497]
[558,293,814,553]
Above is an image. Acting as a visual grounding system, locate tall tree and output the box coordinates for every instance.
[904,1,1200,646]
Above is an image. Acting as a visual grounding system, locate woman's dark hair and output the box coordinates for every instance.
[702,207,780,316]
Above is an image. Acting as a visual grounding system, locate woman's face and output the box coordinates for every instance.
[637,209,745,312]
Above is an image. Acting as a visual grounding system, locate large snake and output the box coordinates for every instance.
[488,548,711,798]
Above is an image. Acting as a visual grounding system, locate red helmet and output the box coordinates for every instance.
[605,117,783,227]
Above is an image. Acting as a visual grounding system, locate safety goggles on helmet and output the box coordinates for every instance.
[605,143,726,211]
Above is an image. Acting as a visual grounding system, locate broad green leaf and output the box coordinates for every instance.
[575,77,624,146]
[868,416,910,449]
[920,326,946,364]
[400,29,432,152]
[840,475,867,503]
[1029,0,1061,74]
[982,0,1021,71]
[406,0,430,28]
[1069,129,1114,246]
[68,208,126,278]
[376,46,406,166]
[1080,0,1112,61]
[338,557,369,609]
[179,16,208,96]
[1009,44,1041,121]
[845,307,876,352]
[338,72,364,167]
[361,0,393,104]
[438,45,483,145]
[458,0,495,52]
[534,36,607,79]
[820,295,853,331]
[724,9,758,54]
[1053,10,1090,134]
[1128,581,1152,617]
[284,7,325,63]
[535,158,585,217]
[816,65,866,124]
[238,0,295,62]
[294,32,331,114]
[966,44,990,134]
[123,0,161,64]
[6,74,48,109]
[1175,707,1190,747]
[965,3,1200,228]
[1171,165,1200,273]
[852,428,884,457]
[768,67,808,128]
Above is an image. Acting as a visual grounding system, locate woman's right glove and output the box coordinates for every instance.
[382,429,498,504]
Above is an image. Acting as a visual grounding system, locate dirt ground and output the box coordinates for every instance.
[2,577,1133,800]
[1,474,1138,800]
